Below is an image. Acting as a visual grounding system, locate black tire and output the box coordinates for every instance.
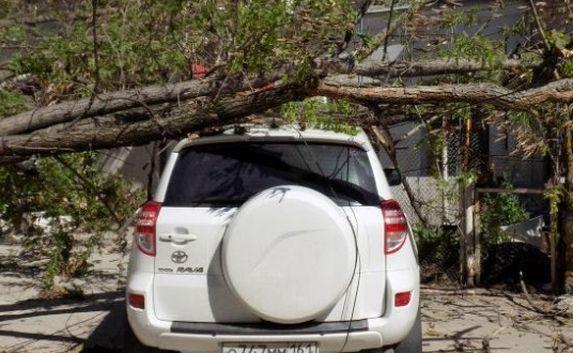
[393,307,422,353]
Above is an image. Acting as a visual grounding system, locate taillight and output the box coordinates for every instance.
[395,291,411,307]
[128,293,145,309]
[135,201,161,256]
[381,199,408,254]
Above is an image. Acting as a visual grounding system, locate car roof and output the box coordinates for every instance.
[172,124,374,152]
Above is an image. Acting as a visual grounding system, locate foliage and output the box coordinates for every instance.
[499,16,528,37]
[560,58,573,78]
[6,0,355,98]
[545,186,563,257]
[480,183,529,245]
[280,98,360,135]
[504,109,551,158]
[0,69,141,291]
[355,31,376,58]
[0,0,355,291]
[553,30,573,78]
[441,34,504,70]
[412,224,459,282]
[547,29,572,50]
[0,90,26,117]
[0,153,144,289]
[354,0,423,61]
[0,23,25,45]
[441,7,478,28]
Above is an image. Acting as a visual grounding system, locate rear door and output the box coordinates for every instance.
[153,141,385,323]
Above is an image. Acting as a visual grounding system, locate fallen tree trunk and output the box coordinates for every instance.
[370,124,430,225]
[0,76,263,136]
[316,79,573,109]
[353,58,538,78]
[0,82,304,157]
[3,78,573,158]
[0,58,539,138]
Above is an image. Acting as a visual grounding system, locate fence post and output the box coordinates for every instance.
[460,182,478,287]
[459,115,481,287]
[474,189,481,285]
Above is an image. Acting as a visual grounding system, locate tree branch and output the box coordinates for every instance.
[315,79,573,109]
[382,0,398,61]
[0,82,304,157]
[0,56,540,139]
[323,57,540,79]
[0,77,276,136]
[353,58,539,77]
[355,1,422,61]
[370,123,429,224]
[528,0,551,52]
[3,73,573,159]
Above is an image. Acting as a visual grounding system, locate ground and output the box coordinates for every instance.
[422,289,573,353]
[0,244,572,353]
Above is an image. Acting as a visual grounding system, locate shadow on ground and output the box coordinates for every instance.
[1,286,570,353]
[0,291,113,352]
[81,296,166,353]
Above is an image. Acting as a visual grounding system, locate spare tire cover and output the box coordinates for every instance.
[222,185,356,324]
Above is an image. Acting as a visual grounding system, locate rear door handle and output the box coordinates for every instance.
[158,233,197,244]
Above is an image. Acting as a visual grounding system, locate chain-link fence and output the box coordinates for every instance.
[390,177,463,286]
[383,119,553,289]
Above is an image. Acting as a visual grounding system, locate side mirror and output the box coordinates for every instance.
[384,168,402,186]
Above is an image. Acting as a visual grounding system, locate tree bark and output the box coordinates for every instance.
[319,57,535,79]
[352,58,539,78]
[0,83,303,157]
[5,79,573,158]
[0,58,544,138]
[562,126,573,293]
[315,79,573,109]
[370,121,429,225]
[0,77,244,136]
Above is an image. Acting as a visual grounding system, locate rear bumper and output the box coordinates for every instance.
[126,269,419,353]
[171,320,369,335]
[129,308,382,353]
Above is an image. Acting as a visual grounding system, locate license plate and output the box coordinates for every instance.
[222,342,318,353]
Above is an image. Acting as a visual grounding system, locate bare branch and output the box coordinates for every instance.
[355,1,422,61]
[382,0,398,60]
[370,122,429,224]
[0,78,230,136]
[353,58,539,78]
[528,0,551,52]
[3,71,573,159]
[0,82,303,157]
[315,79,573,109]
[0,55,541,139]
[323,57,540,78]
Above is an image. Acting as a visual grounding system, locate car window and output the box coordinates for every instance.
[163,142,379,207]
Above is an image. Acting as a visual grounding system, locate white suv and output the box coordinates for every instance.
[126,124,421,353]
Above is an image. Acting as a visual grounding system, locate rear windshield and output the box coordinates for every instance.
[163,142,379,207]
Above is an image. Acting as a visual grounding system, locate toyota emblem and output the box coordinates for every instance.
[171,251,188,264]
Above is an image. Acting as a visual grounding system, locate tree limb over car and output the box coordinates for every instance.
[1,77,573,159]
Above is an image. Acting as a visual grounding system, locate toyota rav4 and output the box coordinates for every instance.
[126,124,421,353]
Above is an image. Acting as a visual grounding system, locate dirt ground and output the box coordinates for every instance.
[1,243,572,353]
[422,289,573,353]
